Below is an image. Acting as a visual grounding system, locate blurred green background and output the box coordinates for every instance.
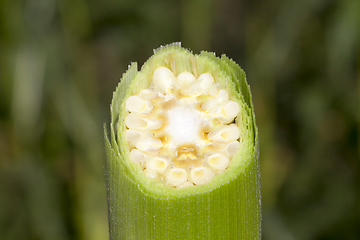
[0,0,359,239]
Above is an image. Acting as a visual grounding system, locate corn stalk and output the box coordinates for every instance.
[104,43,261,239]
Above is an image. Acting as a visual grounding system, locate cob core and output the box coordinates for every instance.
[105,43,261,239]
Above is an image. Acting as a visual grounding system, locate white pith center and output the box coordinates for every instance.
[166,104,203,146]
[125,66,241,188]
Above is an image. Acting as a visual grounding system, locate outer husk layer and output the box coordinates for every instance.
[105,43,261,239]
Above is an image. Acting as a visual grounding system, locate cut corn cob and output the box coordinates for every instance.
[124,64,241,186]
[105,43,261,239]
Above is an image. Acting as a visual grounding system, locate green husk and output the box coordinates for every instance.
[105,43,261,239]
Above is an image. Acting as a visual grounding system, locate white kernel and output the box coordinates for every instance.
[135,137,162,152]
[198,73,215,82]
[152,67,176,93]
[188,73,215,96]
[146,156,169,173]
[209,85,219,96]
[126,113,162,131]
[208,124,240,142]
[206,152,230,171]
[165,168,188,187]
[226,141,240,156]
[218,100,240,123]
[190,166,214,185]
[145,118,163,130]
[125,129,142,145]
[139,89,158,100]
[126,114,146,129]
[125,96,153,115]
[130,149,147,164]
[201,89,229,112]
[176,71,196,95]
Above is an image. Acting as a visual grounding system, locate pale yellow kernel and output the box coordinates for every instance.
[152,67,176,93]
[188,73,214,97]
[208,124,240,142]
[146,157,169,173]
[130,149,147,164]
[165,168,188,187]
[206,153,230,171]
[226,141,240,156]
[125,95,153,115]
[139,89,158,100]
[126,113,162,131]
[218,100,240,123]
[135,137,162,153]
[176,71,196,95]
[126,114,147,129]
[209,85,219,96]
[198,73,215,84]
[146,118,163,130]
[126,129,142,145]
[201,89,229,112]
[190,166,214,185]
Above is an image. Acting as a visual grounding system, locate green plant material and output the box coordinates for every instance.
[104,43,261,239]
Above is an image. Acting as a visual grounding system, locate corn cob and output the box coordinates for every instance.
[105,43,261,239]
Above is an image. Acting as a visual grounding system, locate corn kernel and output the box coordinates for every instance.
[176,71,196,95]
[126,113,163,131]
[130,149,147,165]
[217,100,240,124]
[135,136,162,152]
[206,153,230,171]
[146,156,169,173]
[125,95,153,115]
[125,129,141,144]
[188,73,214,96]
[152,66,176,93]
[201,89,229,113]
[190,166,215,185]
[226,141,240,156]
[208,124,240,142]
[139,89,158,100]
[165,168,188,187]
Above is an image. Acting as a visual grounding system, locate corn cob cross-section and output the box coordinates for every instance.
[105,43,261,239]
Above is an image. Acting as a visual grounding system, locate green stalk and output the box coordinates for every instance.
[105,43,261,239]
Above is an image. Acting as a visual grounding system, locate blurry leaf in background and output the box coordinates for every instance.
[0,0,359,239]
